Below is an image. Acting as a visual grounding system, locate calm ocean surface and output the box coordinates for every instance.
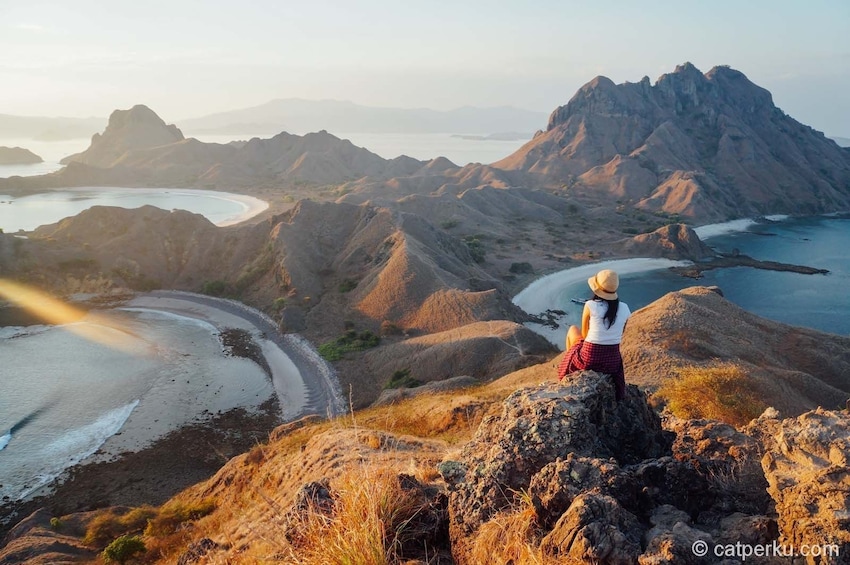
[544,216,850,340]
[0,188,265,233]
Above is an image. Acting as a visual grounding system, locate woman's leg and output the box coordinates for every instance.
[566,325,582,350]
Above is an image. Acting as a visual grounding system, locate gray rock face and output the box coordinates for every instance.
[439,371,672,562]
[438,370,850,564]
[541,493,643,564]
[759,408,850,564]
[668,417,771,517]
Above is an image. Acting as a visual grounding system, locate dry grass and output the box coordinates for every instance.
[235,466,436,565]
[300,468,425,564]
[467,493,577,565]
[655,362,768,426]
[82,506,158,547]
[144,498,216,536]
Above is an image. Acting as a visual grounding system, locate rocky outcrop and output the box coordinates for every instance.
[622,286,850,414]
[61,104,184,168]
[494,63,850,221]
[439,371,673,563]
[609,223,715,261]
[439,370,850,564]
[759,408,850,563]
[0,146,42,165]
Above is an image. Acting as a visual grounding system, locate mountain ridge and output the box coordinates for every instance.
[493,63,850,220]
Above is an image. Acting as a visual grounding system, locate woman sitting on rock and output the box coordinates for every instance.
[558,269,631,400]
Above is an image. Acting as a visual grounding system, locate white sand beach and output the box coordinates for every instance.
[123,292,345,422]
[513,258,691,347]
[692,215,791,240]
[66,187,269,226]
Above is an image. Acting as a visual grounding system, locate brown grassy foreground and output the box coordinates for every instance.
[654,362,768,426]
[61,363,551,564]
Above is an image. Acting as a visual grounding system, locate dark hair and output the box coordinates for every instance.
[591,294,620,328]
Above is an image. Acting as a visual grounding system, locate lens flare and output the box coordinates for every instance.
[0,279,145,355]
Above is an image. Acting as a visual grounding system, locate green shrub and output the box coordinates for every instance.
[463,236,486,263]
[201,280,227,296]
[273,297,287,311]
[385,368,421,390]
[509,262,534,274]
[318,330,381,361]
[338,278,358,293]
[49,517,63,531]
[440,219,459,229]
[102,535,145,564]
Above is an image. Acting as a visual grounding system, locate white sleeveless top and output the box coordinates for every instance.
[584,299,631,345]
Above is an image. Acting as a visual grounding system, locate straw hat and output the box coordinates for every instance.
[588,269,619,300]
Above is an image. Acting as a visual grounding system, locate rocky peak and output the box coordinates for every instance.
[498,62,850,220]
[60,104,184,168]
[654,61,713,112]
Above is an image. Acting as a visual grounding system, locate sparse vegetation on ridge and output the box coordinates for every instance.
[655,362,768,426]
[318,329,381,361]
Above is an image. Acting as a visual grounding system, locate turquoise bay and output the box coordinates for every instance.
[516,216,850,347]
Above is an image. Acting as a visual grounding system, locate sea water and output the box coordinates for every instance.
[520,216,850,347]
[0,188,267,233]
[0,309,273,505]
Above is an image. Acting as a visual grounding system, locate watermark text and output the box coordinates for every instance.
[692,539,841,561]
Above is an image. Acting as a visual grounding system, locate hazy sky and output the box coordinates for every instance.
[1,0,848,134]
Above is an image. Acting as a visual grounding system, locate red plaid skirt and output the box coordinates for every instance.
[558,339,625,400]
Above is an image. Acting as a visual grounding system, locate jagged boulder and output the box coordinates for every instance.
[439,371,672,563]
[529,454,637,529]
[629,456,710,520]
[667,416,771,518]
[760,408,850,564]
[541,493,643,564]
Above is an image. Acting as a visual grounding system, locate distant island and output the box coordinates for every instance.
[450,131,533,141]
[0,146,43,165]
[178,99,547,136]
